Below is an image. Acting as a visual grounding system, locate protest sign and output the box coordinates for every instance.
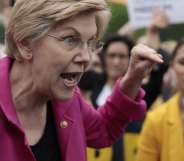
[127,0,184,28]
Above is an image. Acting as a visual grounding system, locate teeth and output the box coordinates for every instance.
[60,73,82,88]
[61,73,72,79]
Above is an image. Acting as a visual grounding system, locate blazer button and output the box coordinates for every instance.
[60,120,68,128]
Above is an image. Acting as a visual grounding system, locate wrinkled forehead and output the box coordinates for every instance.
[51,12,97,38]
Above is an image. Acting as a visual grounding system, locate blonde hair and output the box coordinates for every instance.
[5,0,111,60]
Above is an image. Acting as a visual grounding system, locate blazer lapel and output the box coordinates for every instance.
[0,57,24,132]
[52,97,75,161]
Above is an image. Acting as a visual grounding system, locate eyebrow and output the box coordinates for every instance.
[54,27,97,40]
[107,52,128,55]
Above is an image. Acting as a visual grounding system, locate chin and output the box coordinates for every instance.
[54,88,74,101]
[60,94,73,100]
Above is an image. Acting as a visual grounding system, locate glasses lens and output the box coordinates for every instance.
[63,36,80,51]
[88,40,103,53]
[94,41,104,53]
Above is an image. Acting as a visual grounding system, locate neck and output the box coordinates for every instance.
[107,77,117,87]
[10,61,48,115]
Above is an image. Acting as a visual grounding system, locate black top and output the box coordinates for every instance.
[30,103,62,161]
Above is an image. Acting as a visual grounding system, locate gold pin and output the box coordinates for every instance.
[60,120,68,128]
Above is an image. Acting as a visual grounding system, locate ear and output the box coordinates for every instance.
[16,39,33,60]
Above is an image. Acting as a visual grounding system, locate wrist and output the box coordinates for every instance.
[120,73,142,99]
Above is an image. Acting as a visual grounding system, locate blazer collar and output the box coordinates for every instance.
[0,57,21,127]
[167,93,182,125]
[51,95,77,161]
[166,93,184,161]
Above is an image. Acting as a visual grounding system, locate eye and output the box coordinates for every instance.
[119,54,129,59]
[107,53,116,58]
[61,36,79,46]
[178,60,184,65]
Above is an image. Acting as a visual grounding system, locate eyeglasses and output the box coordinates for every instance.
[47,34,104,53]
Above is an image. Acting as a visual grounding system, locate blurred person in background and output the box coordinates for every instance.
[118,10,171,108]
[122,10,171,156]
[0,0,163,161]
[0,0,13,52]
[115,9,171,161]
[79,34,134,161]
[80,53,103,100]
[79,34,134,107]
[137,8,171,108]
[137,8,169,49]
[136,38,184,161]
[119,8,171,108]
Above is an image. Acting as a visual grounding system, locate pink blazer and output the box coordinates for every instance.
[0,57,146,161]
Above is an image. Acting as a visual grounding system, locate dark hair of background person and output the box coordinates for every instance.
[171,38,184,61]
[10,0,15,6]
[0,0,15,44]
[99,34,134,69]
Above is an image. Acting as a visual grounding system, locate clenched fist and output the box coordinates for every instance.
[120,44,163,99]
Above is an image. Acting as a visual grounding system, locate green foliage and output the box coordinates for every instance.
[160,24,184,41]
[0,23,5,44]
[105,3,128,37]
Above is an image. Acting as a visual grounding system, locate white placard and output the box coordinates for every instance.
[127,0,184,28]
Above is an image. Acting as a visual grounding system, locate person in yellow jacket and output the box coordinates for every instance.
[136,38,184,161]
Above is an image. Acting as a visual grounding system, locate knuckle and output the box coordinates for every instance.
[131,46,140,55]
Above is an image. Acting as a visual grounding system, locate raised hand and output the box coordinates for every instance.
[120,44,163,99]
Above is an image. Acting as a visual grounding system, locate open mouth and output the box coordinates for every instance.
[60,72,82,88]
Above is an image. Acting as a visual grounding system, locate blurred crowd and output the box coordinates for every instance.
[1,1,184,161]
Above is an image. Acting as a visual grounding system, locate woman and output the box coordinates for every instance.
[0,0,163,161]
[136,38,184,161]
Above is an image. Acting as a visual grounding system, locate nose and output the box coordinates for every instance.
[112,57,122,66]
[74,44,91,68]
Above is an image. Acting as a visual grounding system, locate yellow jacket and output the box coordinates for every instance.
[136,93,184,161]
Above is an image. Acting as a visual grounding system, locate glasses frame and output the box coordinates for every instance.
[47,34,104,53]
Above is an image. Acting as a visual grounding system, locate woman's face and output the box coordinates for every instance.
[105,42,129,80]
[29,12,97,100]
[172,44,184,93]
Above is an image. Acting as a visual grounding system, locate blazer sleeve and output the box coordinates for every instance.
[78,79,146,148]
[136,113,160,161]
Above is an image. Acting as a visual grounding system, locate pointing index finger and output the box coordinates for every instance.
[132,44,164,63]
